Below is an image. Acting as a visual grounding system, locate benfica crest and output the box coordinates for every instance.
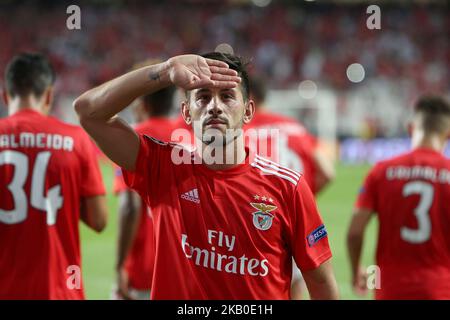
[250,202,277,231]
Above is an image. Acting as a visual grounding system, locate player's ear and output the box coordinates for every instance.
[243,99,255,124]
[181,100,192,125]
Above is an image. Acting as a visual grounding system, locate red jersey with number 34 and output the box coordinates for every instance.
[0,109,105,299]
[122,134,332,299]
[355,148,450,299]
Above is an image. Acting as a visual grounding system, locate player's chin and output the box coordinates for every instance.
[204,123,228,130]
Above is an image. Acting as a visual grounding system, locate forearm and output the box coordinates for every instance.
[74,62,171,122]
[73,64,171,170]
[303,260,339,300]
[306,278,339,300]
[347,233,364,278]
[116,192,141,270]
[80,195,108,233]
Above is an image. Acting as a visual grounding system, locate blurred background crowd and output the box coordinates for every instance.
[0,0,448,141]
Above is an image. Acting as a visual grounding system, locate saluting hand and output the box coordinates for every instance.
[166,54,241,90]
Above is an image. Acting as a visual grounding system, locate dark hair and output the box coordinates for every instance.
[414,95,450,134]
[141,86,175,117]
[185,52,250,101]
[5,52,55,98]
[248,76,267,105]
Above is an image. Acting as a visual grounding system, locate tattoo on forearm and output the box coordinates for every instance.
[149,71,160,81]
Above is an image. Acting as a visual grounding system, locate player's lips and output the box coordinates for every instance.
[204,118,228,127]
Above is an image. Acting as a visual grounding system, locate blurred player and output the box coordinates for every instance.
[347,95,450,299]
[245,77,335,195]
[113,63,175,299]
[74,52,339,299]
[245,77,335,299]
[0,53,107,299]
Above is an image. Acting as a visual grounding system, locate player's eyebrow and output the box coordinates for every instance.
[220,88,236,94]
[195,88,211,96]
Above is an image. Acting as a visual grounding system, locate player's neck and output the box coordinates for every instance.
[412,132,446,153]
[8,97,45,116]
[198,134,247,171]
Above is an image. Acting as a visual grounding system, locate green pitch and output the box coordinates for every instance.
[80,162,377,300]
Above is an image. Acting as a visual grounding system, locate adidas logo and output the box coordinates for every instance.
[181,188,200,204]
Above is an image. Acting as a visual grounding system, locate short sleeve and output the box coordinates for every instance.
[121,134,172,205]
[79,133,106,197]
[354,165,379,212]
[290,177,332,272]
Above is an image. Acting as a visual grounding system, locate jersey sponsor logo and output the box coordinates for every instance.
[250,202,277,231]
[181,188,200,204]
[307,224,328,247]
[181,229,270,277]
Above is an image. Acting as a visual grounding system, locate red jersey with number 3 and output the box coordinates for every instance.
[0,109,105,299]
[113,117,175,290]
[356,148,450,299]
[244,111,319,194]
[121,134,331,299]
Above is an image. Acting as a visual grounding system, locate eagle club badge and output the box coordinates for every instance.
[250,201,277,231]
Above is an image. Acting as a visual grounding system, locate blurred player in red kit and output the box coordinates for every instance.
[348,95,450,299]
[245,77,335,299]
[74,52,339,299]
[245,77,335,195]
[0,53,107,299]
[113,61,176,300]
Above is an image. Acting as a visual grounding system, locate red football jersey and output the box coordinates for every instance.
[113,117,175,290]
[245,111,319,194]
[356,148,450,299]
[121,134,332,299]
[0,109,105,299]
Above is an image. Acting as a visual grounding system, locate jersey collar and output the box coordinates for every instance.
[192,147,253,177]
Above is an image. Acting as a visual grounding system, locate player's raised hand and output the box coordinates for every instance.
[166,54,241,90]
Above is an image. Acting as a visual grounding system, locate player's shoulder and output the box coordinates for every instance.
[0,116,10,128]
[135,118,176,137]
[47,116,89,138]
[141,133,186,151]
[367,150,432,177]
[383,149,446,167]
[252,111,296,126]
[250,154,303,188]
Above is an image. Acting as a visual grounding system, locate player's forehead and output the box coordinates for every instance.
[192,87,240,95]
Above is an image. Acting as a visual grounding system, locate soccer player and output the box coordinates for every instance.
[74,52,339,299]
[347,95,450,299]
[245,77,336,299]
[0,53,107,299]
[114,77,175,300]
[245,77,335,195]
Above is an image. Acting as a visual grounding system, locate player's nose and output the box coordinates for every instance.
[207,96,223,116]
